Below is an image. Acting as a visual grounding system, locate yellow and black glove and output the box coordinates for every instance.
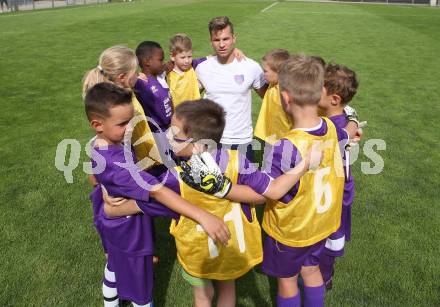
[179,152,232,198]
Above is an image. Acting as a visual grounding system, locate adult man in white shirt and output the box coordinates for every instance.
[196,16,267,159]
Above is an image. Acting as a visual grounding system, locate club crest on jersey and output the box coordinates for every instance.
[234,74,244,85]
[151,85,158,94]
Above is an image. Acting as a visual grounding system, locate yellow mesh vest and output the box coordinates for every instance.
[131,96,162,169]
[167,68,201,107]
[262,118,344,247]
[254,84,293,144]
[170,150,263,280]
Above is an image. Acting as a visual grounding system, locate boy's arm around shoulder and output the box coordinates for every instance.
[104,199,141,217]
[192,57,208,69]
[149,185,231,245]
[102,188,178,219]
[102,176,230,244]
[102,186,142,217]
[254,83,268,99]
[263,144,321,200]
[226,144,322,203]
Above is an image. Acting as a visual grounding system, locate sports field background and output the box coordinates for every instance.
[0,0,439,305]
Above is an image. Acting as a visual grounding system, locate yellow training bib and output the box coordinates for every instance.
[131,96,162,169]
[262,118,344,247]
[170,150,262,280]
[254,84,293,144]
[167,68,201,106]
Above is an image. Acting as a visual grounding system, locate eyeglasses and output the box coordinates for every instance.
[166,128,195,144]
[172,136,195,144]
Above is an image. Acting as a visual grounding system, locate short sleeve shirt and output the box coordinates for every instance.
[196,56,266,144]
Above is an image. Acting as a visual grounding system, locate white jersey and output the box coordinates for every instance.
[196,56,266,144]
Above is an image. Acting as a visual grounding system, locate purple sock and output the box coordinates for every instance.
[304,285,325,307]
[319,253,335,283]
[277,293,300,307]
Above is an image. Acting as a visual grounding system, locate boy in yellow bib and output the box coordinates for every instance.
[169,101,264,306]
[260,55,348,307]
[166,34,206,106]
[254,49,292,144]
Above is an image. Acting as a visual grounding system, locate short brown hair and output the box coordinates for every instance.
[174,99,226,143]
[84,82,132,121]
[262,49,290,72]
[311,55,326,67]
[169,33,192,55]
[208,16,234,36]
[278,54,325,106]
[324,64,358,105]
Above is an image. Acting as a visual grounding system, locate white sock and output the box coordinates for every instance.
[103,263,119,307]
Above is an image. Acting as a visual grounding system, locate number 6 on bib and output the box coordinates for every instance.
[314,167,333,214]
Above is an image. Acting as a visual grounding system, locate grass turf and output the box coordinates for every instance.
[0,0,439,305]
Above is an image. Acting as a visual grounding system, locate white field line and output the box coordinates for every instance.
[264,9,438,16]
[261,1,279,12]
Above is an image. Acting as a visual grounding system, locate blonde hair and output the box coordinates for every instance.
[169,33,192,55]
[262,49,290,72]
[278,54,325,106]
[82,45,138,97]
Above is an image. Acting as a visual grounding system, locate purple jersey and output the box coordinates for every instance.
[262,118,348,204]
[153,148,271,222]
[134,74,173,132]
[91,144,177,256]
[329,114,355,207]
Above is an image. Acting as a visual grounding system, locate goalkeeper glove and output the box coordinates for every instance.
[179,152,232,198]
[344,105,360,126]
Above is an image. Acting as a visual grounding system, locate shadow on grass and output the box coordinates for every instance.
[152,218,177,307]
[234,263,277,307]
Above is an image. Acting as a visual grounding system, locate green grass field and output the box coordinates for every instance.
[1,0,439,305]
